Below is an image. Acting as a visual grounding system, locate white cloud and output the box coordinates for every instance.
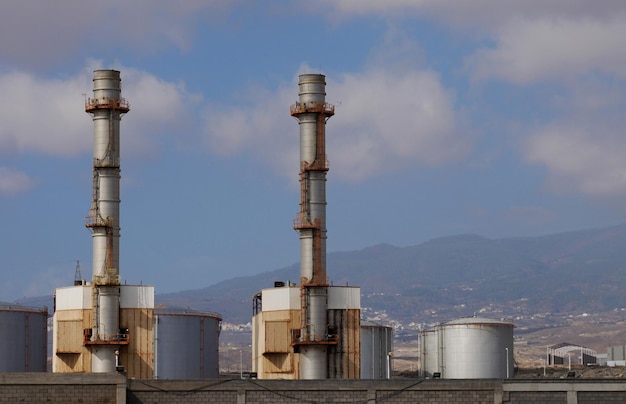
[467,17,626,84]
[521,76,626,197]
[0,167,36,196]
[316,0,626,30]
[0,64,197,158]
[204,66,469,182]
[0,68,92,156]
[204,84,298,177]
[120,68,201,156]
[0,0,237,68]
[329,69,466,180]
[314,0,626,84]
[523,121,626,196]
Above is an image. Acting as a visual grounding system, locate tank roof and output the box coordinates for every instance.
[443,317,514,327]
[155,307,221,320]
[0,302,48,314]
[361,320,392,329]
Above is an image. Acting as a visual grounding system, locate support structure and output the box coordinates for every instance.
[291,74,336,379]
[84,70,129,372]
[53,70,158,379]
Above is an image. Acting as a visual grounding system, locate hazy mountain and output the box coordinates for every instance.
[16,224,626,326]
[153,223,626,324]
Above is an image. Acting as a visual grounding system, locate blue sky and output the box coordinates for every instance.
[2,1,626,301]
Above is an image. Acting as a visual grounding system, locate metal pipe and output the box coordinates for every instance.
[85,69,129,372]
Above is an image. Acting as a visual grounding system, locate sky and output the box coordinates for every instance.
[2,1,626,301]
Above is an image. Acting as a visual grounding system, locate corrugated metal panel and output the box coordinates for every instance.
[346,309,360,378]
[265,321,290,353]
[328,286,360,309]
[262,287,300,311]
[252,308,300,379]
[263,353,293,374]
[53,308,92,373]
[55,286,91,310]
[56,320,84,353]
[54,309,83,322]
[120,307,154,379]
[327,308,360,379]
[120,285,154,309]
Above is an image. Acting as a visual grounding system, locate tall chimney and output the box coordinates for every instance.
[291,74,335,379]
[84,69,129,372]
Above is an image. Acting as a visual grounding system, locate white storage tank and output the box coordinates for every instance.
[360,320,392,379]
[155,308,222,379]
[419,328,439,378]
[419,317,514,379]
[0,303,48,372]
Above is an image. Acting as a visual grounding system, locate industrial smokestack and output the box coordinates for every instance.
[291,74,335,379]
[84,69,129,372]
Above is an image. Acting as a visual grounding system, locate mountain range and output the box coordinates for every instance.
[150,223,626,327]
[15,223,626,331]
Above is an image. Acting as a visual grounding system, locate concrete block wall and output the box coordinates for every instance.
[578,391,626,403]
[127,378,626,404]
[507,391,567,404]
[4,373,626,403]
[127,379,498,404]
[0,373,125,403]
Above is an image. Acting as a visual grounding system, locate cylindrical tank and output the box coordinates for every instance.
[419,328,439,378]
[360,321,392,379]
[419,317,514,379]
[154,309,222,379]
[0,303,48,372]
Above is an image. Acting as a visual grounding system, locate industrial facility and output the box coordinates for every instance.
[252,74,362,379]
[51,70,221,379]
[52,70,150,375]
[420,317,514,379]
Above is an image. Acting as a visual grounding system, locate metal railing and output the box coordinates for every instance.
[85,97,130,112]
[290,101,334,115]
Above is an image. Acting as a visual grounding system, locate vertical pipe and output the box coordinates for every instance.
[505,347,510,378]
[291,74,334,379]
[154,316,159,379]
[85,70,129,372]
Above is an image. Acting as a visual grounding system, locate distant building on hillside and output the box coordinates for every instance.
[547,342,597,366]
[606,344,626,367]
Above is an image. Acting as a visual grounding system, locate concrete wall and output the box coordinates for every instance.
[127,378,626,404]
[0,373,126,403]
[3,374,626,403]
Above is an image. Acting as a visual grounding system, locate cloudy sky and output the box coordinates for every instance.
[2,1,626,301]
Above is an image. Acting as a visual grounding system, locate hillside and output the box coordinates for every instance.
[154,223,626,327]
